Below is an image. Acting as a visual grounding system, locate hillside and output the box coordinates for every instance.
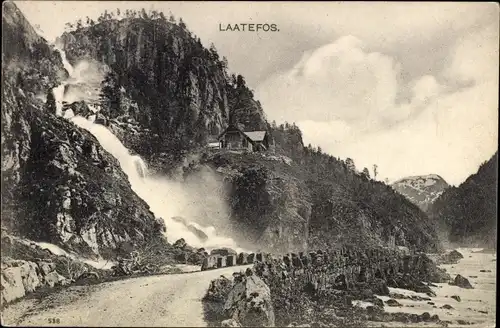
[57,12,267,174]
[2,4,442,262]
[57,9,441,253]
[190,145,441,253]
[391,174,450,211]
[2,2,165,260]
[428,152,498,248]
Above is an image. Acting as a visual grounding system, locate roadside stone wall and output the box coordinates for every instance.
[1,257,70,306]
[201,245,450,293]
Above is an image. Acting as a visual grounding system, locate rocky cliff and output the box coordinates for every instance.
[53,10,441,253]
[391,174,450,212]
[57,14,267,173]
[2,3,165,260]
[3,4,443,264]
[428,152,498,248]
[196,148,440,254]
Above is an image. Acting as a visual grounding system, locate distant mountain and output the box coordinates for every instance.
[391,174,449,211]
[428,152,498,248]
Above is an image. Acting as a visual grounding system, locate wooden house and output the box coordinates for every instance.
[217,124,270,152]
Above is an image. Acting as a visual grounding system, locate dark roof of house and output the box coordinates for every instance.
[218,125,268,142]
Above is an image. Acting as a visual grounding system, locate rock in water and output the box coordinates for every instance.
[451,274,474,289]
[224,274,275,327]
[385,299,402,307]
[438,250,464,264]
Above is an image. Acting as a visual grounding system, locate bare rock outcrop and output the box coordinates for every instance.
[223,269,275,327]
[1,257,69,305]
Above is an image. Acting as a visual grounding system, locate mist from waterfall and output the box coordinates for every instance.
[53,47,243,252]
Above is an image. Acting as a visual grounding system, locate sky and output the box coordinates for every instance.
[14,1,499,185]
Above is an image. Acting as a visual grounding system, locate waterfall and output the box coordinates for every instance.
[54,44,74,77]
[53,84,66,116]
[52,48,242,253]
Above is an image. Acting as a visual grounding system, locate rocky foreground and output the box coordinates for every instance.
[202,247,490,327]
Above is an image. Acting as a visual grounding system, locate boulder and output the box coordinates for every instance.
[37,261,56,276]
[451,295,461,302]
[451,274,473,289]
[1,267,26,304]
[204,275,233,302]
[173,238,187,249]
[221,318,242,327]
[371,278,390,296]
[385,299,402,307]
[283,255,291,267]
[217,256,227,268]
[226,255,237,267]
[420,312,431,322]
[44,271,69,288]
[457,319,472,325]
[438,250,464,264]
[211,248,237,257]
[223,274,275,327]
[201,256,218,271]
[94,113,108,125]
[237,253,248,265]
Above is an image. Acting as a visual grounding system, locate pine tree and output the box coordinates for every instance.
[99,72,122,117]
[179,17,186,29]
[362,167,370,179]
[373,164,378,180]
[346,158,356,171]
[45,88,56,114]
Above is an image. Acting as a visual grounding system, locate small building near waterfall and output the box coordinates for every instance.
[216,124,270,152]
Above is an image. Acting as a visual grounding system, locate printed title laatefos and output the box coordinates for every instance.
[219,23,279,32]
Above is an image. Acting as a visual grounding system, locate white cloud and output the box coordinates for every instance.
[257,36,402,126]
[257,22,498,186]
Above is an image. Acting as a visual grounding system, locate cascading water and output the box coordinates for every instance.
[52,47,243,253]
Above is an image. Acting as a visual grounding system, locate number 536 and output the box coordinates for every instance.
[48,318,61,324]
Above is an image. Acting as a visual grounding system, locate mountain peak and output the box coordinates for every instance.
[391,174,450,211]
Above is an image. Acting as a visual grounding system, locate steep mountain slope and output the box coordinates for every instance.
[391,174,450,211]
[2,3,165,259]
[57,14,266,173]
[428,152,498,248]
[53,11,442,253]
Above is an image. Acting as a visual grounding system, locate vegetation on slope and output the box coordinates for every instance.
[59,9,266,171]
[429,152,498,248]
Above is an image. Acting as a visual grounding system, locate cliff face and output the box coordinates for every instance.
[2,3,164,259]
[200,152,311,254]
[2,2,67,95]
[55,13,441,253]
[391,174,450,212]
[2,1,66,214]
[3,5,443,258]
[197,148,440,254]
[428,152,498,248]
[58,16,267,172]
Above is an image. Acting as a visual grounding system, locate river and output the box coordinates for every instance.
[368,248,496,327]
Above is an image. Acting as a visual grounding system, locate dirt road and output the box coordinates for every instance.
[2,265,251,327]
